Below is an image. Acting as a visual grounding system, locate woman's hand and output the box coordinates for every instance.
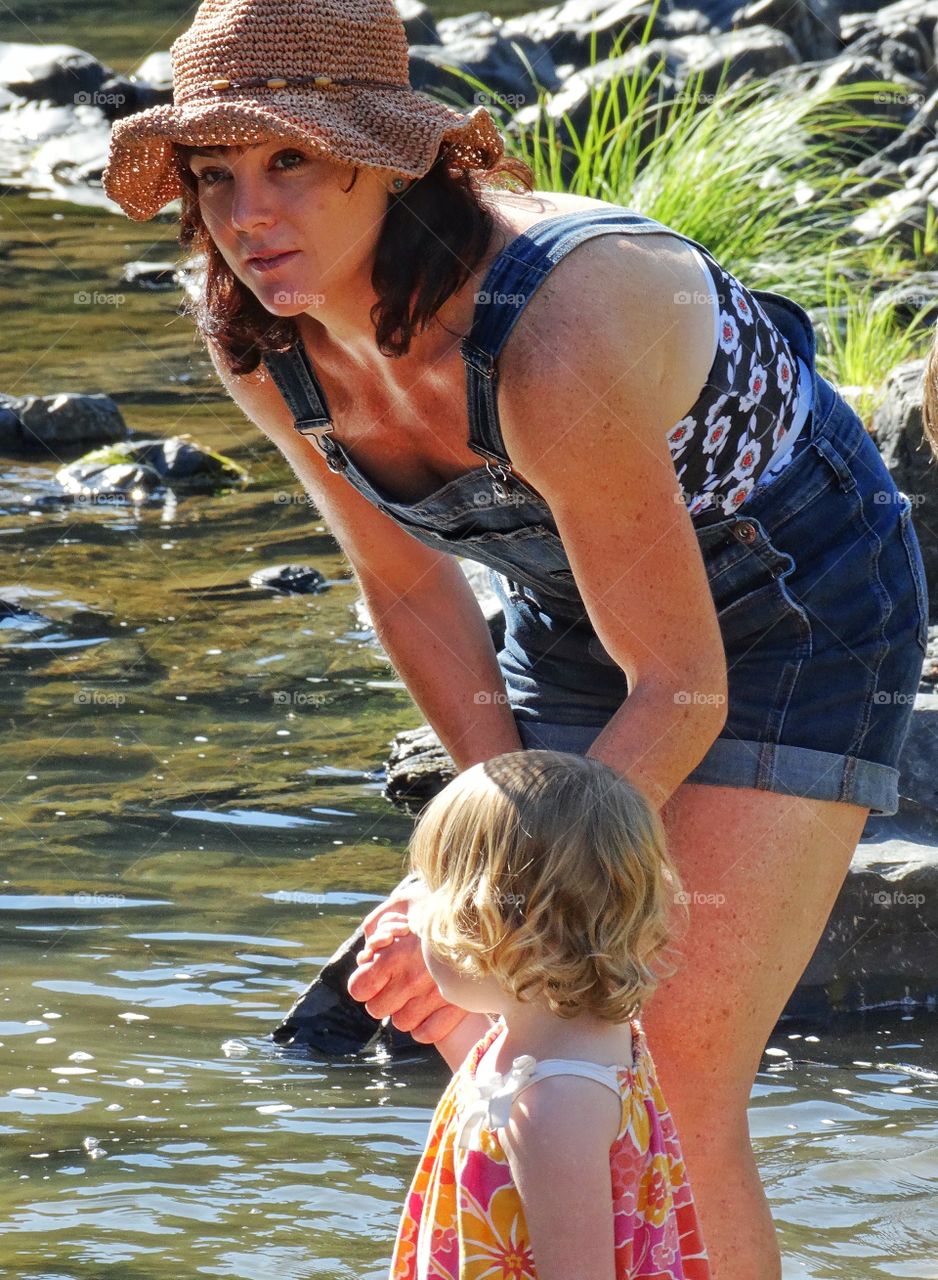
[346,886,467,1045]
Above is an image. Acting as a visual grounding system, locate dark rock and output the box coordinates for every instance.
[249,564,329,594]
[0,403,22,446]
[853,87,938,176]
[731,0,842,63]
[0,42,112,105]
[409,15,559,111]
[384,722,458,814]
[56,436,248,497]
[897,689,938,813]
[0,391,127,453]
[499,0,677,71]
[395,0,442,46]
[120,261,181,289]
[787,801,938,1016]
[869,273,938,328]
[843,27,936,91]
[760,54,924,158]
[508,25,799,162]
[871,359,938,613]
[270,870,427,1056]
[840,0,938,53]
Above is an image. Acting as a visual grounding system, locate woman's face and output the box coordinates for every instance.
[183,137,389,319]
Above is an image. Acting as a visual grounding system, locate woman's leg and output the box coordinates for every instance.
[640,780,870,1280]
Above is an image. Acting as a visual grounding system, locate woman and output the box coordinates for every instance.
[102,0,932,1276]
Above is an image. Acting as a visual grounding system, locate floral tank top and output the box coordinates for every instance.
[389,1018,712,1279]
[668,242,814,518]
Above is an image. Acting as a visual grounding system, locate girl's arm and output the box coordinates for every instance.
[500,1077,621,1280]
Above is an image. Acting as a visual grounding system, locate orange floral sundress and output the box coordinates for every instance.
[389,1017,712,1279]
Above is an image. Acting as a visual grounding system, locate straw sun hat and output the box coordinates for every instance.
[102,0,507,221]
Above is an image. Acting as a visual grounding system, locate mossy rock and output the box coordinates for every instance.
[56,435,248,497]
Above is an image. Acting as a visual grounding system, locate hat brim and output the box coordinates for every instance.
[102,86,506,220]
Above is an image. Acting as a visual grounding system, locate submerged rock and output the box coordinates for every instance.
[0,391,128,453]
[249,564,328,594]
[120,260,181,289]
[56,436,248,498]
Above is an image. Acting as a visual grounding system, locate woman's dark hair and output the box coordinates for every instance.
[175,141,536,377]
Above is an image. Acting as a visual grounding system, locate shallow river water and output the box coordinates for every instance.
[1,3,937,1277]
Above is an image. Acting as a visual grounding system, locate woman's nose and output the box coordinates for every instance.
[229,173,276,234]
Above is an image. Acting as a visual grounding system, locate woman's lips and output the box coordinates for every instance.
[247,250,300,273]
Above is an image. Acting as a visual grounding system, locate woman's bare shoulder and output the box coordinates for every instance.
[498,218,718,438]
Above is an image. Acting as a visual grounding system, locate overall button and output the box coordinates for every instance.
[734,520,758,544]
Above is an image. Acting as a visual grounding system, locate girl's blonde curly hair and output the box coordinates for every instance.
[407,749,688,1023]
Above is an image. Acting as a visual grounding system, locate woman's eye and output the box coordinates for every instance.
[273,150,306,170]
[193,167,227,186]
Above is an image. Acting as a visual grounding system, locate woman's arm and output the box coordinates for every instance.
[206,342,524,772]
[500,1077,621,1280]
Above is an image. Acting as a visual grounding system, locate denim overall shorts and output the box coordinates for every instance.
[263,206,929,817]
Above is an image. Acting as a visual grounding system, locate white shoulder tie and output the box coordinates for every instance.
[456,1054,537,1151]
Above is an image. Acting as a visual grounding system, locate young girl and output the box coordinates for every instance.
[357,748,712,1280]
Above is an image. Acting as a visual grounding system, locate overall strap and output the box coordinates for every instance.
[261,343,347,472]
[460,207,687,471]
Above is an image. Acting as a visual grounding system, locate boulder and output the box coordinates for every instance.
[0,391,128,453]
[499,0,682,72]
[409,14,560,111]
[870,358,938,603]
[508,25,800,163]
[731,0,843,63]
[395,0,442,46]
[783,799,938,1018]
[55,436,248,497]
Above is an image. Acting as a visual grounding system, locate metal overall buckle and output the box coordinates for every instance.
[485,458,512,503]
[296,419,347,473]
